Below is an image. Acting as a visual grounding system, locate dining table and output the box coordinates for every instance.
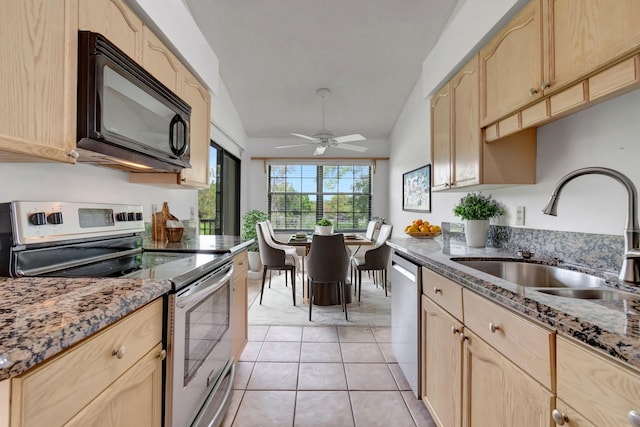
[287,233,373,303]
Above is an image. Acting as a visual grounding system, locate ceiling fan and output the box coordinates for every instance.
[276,88,367,156]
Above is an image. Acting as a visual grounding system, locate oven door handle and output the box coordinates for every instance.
[176,266,233,310]
[15,248,142,277]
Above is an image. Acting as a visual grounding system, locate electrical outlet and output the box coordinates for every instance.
[516,206,525,226]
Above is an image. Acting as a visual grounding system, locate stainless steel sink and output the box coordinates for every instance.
[452,259,606,288]
[535,288,639,300]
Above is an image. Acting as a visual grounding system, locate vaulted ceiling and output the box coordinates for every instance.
[183,0,459,143]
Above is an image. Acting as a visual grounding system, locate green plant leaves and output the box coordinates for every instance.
[452,192,504,221]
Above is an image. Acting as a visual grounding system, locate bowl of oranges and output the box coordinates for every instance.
[404,219,442,238]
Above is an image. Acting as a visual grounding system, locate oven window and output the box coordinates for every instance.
[184,283,230,386]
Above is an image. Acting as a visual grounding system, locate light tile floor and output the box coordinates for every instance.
[222,325,437,427]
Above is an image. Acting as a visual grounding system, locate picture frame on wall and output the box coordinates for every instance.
[403,164,431,212]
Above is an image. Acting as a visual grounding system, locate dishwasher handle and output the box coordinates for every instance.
[392,262,416,282]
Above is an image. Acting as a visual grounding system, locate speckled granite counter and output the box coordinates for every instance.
[387,236,640,372]
[0,277,170,381]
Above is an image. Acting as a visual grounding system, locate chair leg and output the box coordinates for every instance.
[342,280,348,321]
[358,270,362,302]
[260,266,268,304]
[268,270,272,288]
[308,280,313,321]
[291,268,296,306]
[383,269,388,297]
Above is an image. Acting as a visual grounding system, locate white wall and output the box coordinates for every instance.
[0,163,196,222]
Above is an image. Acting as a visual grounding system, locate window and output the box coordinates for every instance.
[268,163,372,232]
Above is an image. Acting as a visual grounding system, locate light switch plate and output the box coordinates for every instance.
[516,206,525,226]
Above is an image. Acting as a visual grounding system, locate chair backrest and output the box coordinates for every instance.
[306,234,349,283]
[256,222,286,266]
[373,224,393,248]
[364,220,379,240]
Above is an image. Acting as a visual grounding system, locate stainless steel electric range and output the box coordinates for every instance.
[0,201,235,427]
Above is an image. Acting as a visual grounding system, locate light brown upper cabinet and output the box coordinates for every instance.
[142,26,182,93]
[431,54,536,191]
[79,0,143,62]
[0,0,79,164]
[431,55,480,191]
[543,0,640,96]
[430,83,451,191]
[479,0,544,126]
[178,67,211,188]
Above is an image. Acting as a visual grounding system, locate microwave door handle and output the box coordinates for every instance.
[169,114,189,157]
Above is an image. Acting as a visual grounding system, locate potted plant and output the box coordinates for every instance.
[453,192,504,247]
[315,218,333,235]
[242,209,268,271]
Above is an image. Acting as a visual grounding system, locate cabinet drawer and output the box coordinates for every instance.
[498,113,520,138]
[589,55,640,101]
[422,268,463,321]
[550,82,587,116]
[521,99,549,128]
[557,336,640,427]
[11,299,163,427]
[233,251,248,279]
[462,289,554,390]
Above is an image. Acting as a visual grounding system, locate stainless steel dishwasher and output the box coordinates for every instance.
[391,252,421,397]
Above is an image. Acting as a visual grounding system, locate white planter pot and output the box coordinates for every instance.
[247,251,262,272]
[464,220,490,248]
[314,225,333,235]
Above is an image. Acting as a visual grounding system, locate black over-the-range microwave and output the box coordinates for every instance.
[77,31,191,172]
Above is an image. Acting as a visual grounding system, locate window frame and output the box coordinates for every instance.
[267,162,372,233]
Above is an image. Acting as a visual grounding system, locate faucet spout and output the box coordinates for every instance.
[542,167,640,284]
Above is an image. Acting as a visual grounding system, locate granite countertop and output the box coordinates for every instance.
[0,277,170,381]
[143,235,252,254]
[387,236,640,372]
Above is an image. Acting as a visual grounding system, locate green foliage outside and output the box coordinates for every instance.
[242,210,268,251]
[453,192,505,221]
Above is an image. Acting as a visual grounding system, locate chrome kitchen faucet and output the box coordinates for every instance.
[542,167,640,284]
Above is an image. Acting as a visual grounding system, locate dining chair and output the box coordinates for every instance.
[259,221,301,283]
[305,234,350,321]
[255,222,297,305]
[351,224,393,301]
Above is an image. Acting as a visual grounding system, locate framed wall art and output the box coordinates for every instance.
[402,164,431,212]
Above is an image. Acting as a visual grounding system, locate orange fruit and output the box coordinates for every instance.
[413,219,423,226]
[419,225,430,232]
[408,226,419,233]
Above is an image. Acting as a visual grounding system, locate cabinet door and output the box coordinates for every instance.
[480,0,543,125]
[142,26,181,93]
[545,0,640,94]
[232,271,248,360]
[79,0,143,62]
[422,295,463,427]
[430,84,451,191]
[462,330,554,427]
[451,55,480,189]
[0,0,78,164]
[65,343,163,427]
[179,68,211,188]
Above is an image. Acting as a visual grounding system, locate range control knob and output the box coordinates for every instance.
[127,212,136,221]
[29,212,47,226]
[116,212,127,221]
[135,212,143,221]
[47,212,63,225]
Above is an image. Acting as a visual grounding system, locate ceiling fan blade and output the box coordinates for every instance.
[275,144,310,149]
[334,134,366,143]
[313,146,327,156]
[291,133,318,141]
[335,143,368,152]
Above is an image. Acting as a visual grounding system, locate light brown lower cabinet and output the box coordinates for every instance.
[462,329,554,427]
[421,267,555,427]
[7,299,164,427]
[555,336,640,427]
[231,250,249,360]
